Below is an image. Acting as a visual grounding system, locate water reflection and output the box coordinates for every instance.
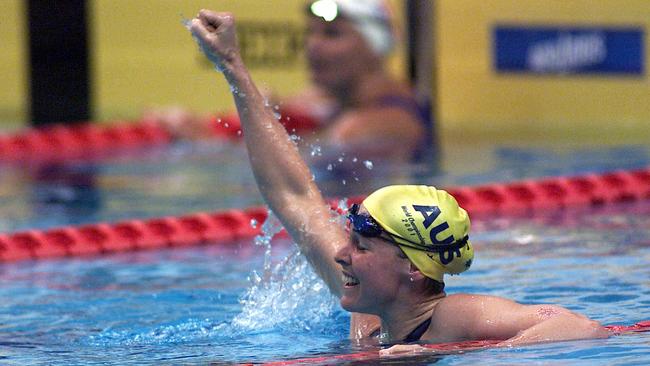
[29,162,102,227]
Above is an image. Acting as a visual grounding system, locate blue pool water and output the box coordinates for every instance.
[1,141,650,365]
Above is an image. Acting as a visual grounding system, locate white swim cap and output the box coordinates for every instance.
[309,0,395,56]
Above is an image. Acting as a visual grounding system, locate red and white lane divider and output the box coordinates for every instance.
[0,122,173,162]
[0,108,319,163]
[244,321,650,366]
[1,167,649,262]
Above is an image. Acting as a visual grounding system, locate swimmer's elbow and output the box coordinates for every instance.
[553,313,610,340]
[583,319,610,339]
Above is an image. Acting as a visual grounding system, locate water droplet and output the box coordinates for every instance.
[180,15,191,30]
[326,164,333,171]
[310,145,322,157]
[250,219,258,228]
[363,160,373,170]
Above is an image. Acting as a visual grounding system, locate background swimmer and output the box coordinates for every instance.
[188,8,609,355]
[148,0,431,163]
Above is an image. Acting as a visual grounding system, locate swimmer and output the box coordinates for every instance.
[150,0,430,162]
[285,0,430,161]
[187,9,608,354]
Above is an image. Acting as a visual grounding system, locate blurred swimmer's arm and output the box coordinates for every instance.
[322,108,425,161]
[437,294,609,345]
[141,106,213,140]
[189,10,346,296]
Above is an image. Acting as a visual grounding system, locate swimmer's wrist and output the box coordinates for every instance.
[221,56,249,84]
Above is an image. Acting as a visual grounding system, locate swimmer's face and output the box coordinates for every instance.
[305,15,380,91]
[335,205,412,314]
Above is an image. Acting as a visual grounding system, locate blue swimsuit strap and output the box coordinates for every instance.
[374,94,434,162]
[370,316,432,343]
[374,95,431,127]
[403,316,432,343]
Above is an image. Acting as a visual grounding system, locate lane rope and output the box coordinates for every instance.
[1,167,649,262]
[0,109,316,163]
[246,321,650,365]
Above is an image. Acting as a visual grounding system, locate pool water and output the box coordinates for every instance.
[1,141,650,365]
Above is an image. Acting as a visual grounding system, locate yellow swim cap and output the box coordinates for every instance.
[362,185,474,282]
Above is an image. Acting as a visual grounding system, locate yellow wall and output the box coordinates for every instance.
[91,0,405,122]
[0,0,405,127]
[92,0,304,121]
[0,0,27,127]
[436,0,650,143]
[5,0,646,144]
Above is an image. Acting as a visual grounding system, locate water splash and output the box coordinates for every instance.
[310,144,322,157]
[333,199,350,224]
[232,250,338,333]
[84,210,340,347]
[180,14,192,30]
[233,210,339,332]
[253,209,284,273]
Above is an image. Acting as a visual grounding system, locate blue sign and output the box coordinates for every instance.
[493,26,644,75]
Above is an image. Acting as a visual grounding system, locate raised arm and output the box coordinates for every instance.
[189,10,347,296]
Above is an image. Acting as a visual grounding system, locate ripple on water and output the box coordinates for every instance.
[579,294,639,303]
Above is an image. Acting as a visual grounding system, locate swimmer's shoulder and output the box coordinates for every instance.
[434,293,513,316]
[426,293,497,341]
[430,293,525,331]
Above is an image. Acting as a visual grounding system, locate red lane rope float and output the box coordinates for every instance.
[244,321,650,366]
[0,121,173,163]
[1,167,650,262]
[0,108,318,163]
[0,208,264,261]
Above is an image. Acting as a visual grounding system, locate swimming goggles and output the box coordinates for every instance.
[347,203,469,254]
